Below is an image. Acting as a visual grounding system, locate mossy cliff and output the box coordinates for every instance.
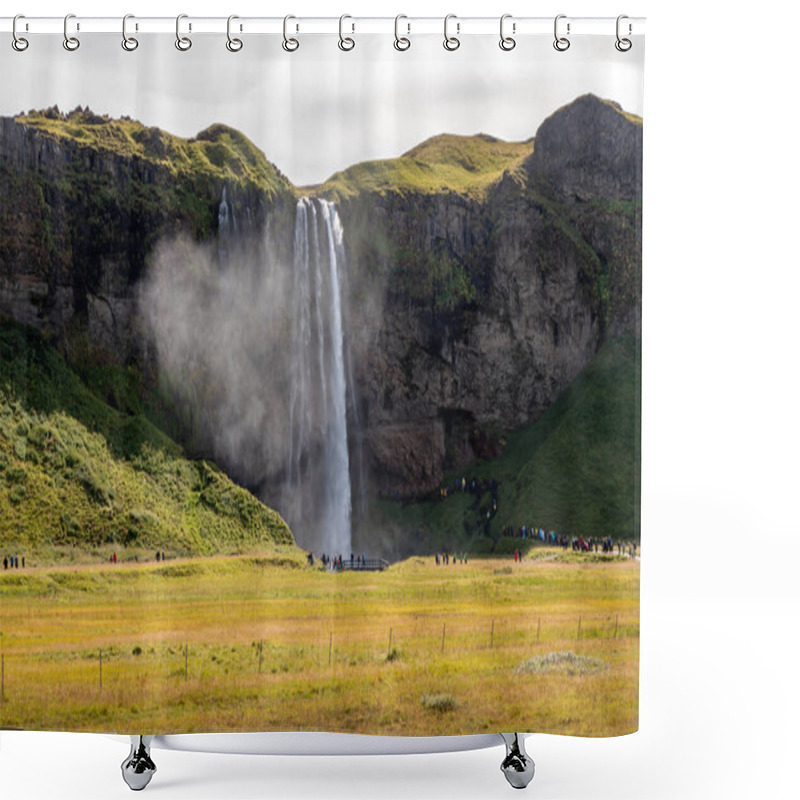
[0,106,296,366]
[314,94,642,500]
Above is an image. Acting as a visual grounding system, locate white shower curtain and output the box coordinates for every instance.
[0,17,643,739]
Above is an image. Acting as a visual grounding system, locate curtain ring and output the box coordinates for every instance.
[121,14,138,51]
[12,14,29,51]
[338,14,355,51]
[283,15,299,52]
[63,14,80,51]
[443,14,460,51]
[615,15,632,52]
[226,15,243,52]
[499,14,515,51]
[175,13,192,51]
[394,14,410,51]
[553,14,570,52]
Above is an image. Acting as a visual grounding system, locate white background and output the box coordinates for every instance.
[2,1,799,799]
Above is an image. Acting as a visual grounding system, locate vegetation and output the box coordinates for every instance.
[16,107,291,202]
[0,553,638,735]
[368,336,640,553]
[317,133,533,202]
[0,318,294,562]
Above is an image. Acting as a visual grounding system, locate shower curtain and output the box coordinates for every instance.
[0,18,643,738]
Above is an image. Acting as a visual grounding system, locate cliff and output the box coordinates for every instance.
[0,107,296,366]
[317,93,642,499]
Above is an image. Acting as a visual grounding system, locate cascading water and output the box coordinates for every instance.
[285,197,353,556]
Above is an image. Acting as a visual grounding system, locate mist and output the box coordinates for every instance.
[139,224,294,513]
[139,197,368,556]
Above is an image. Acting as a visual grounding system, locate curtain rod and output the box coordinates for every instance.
[0,16,646,37]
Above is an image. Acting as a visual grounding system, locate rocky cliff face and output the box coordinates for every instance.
[328,94,642,500]
[0,110,295,368]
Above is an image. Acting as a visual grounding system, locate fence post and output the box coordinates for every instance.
[184,645,188,682]
[490,619,494,649]
[99,652,103,690]
[388,628,393,657]
[328,632,332,666]
[577,615,582,641]
[536,617,541,644]
[258,640,263,674]
[441,623,446,653]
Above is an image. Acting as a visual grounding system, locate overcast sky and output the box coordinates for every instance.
[1,33,644,186]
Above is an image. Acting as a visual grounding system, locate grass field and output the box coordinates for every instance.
[0,551,638,737]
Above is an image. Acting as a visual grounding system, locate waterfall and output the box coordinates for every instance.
[285,197,353,556]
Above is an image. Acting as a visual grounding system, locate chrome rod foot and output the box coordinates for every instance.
[500,733,535,789]
[121,735,157,791]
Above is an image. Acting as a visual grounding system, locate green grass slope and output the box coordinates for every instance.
[16,107,291,201]
[370,336,640,555]
[316,133,534,201]
[0,318,295,565]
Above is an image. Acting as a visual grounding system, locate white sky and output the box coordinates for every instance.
[1,33,644,186]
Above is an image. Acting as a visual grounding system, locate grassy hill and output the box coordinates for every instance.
[369,335,640,556]
[0,318,295,565]
[316,133,534,201]
[15,107,291,202]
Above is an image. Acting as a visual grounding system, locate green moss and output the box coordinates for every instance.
[316,133,533,202]
[0,317,295,559]
[16,107,290,202]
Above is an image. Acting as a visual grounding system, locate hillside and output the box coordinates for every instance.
[317,132,534,201]
[366,335,640,558]
[14,107,291,202]
[0,318,295,564]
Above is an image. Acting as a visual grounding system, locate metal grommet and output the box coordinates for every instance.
[226,15,243,52]
[615,14,632,52]
[12,14,29,51]
[443,13,460,51]
[121,14,138,51]
[553,14,570,52]
[499,13,515,51]
[338,14,355,51]
[282,15,299,52]
[175,13,192,51]
[63,13,80,51]
[394,14,410,51]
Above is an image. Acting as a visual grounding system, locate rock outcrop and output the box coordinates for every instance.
[326,94,642,501]
[0,109,295,366]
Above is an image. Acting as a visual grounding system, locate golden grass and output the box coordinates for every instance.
[0,552,638,736]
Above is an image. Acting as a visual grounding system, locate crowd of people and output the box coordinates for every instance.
[315,552,371,571]
[434,552,468,565]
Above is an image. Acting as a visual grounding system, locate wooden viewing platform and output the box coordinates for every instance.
[336,558,390,572]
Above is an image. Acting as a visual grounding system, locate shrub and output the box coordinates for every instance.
[514,651,606,676]
[421,693,457,712]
